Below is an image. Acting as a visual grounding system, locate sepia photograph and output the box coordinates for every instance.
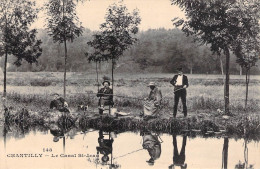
[0,0,260,168]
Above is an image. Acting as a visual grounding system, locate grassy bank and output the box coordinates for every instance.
[0,73,259,140]
[2,108,259,141]
[78,113,260,140]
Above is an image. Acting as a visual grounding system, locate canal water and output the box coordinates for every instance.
[0,126,259,169]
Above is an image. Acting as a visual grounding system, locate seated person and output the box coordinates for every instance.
[96,130,114,164]
[50,93,70,113]
[143,82,162,117]
[97,80,113,112]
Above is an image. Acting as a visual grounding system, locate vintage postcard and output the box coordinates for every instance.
[0,0,260,169]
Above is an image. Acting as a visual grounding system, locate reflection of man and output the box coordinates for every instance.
[142,131,161,165]
[143,82,162,117]
[97,81,113,114]
[50,124,64,142]
[96,130,114,164]
[169,135,187,169]
[50,93,70,113]
[49,121,75,143]
[170,67,189,118]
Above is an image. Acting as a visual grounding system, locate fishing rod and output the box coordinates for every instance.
[113,148,144,160]
[71,92,145,101]
[71,87,186,105]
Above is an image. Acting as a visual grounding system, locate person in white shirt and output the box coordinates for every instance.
[170,67,189,117]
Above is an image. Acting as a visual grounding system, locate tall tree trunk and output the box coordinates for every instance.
[96,62,99,91]
[190,65,193,74]
[64,39,67,99]
[240,66,242,76]
[222,137,229,169]
[244,139,248,169]
[111,59,114,91]
[220,56,224,75]
[245,69,250,110]
[3,51,8,98]
[224,48,230,115]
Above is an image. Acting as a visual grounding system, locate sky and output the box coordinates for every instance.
[32,0,186,31]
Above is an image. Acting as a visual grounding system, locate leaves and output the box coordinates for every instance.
[45,0,83,43]
[0,0,42,65]
[171,0,260,56]
[86,2,141,64]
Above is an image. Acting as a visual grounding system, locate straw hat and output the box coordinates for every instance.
[147,82,156,87]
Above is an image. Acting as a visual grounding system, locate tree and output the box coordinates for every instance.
[233,0,260,110]
[0,0,42,99]
[171,0,260,114]
[87,2,141,90]
[45,0,83,98]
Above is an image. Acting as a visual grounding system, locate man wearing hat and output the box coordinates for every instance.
[142,131,162,166]
[96,130,114,164]
[97,80,113,114]
[143,82,162,117]
[170,67,189,118]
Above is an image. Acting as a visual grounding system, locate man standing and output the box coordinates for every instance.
[170,67,189,118]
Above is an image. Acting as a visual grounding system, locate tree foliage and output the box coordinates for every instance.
[0,0,42,98]
[87,3,141,63]
[45,0,83,98]
[45,0,83,43]
[5,28,260,74]
[170,0,260,114]
[0,0,42,66]
[234,1,260,70]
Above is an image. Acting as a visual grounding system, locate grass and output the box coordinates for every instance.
[0,72,259,139]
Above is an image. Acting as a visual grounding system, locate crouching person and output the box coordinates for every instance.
[143,82,162,117]
[142,131,161,166]
[97,80,113,114]
[50,93,70,114]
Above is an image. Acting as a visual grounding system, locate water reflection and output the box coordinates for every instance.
[222,137,229,169]
[96,130,114,164]
[141,130,162,165]
[235,139,254,169]
[49,115,77,153]
[169,135,187,169]
[1,122,260,169]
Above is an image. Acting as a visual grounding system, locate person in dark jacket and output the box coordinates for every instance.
[96,130,114,164]
[50,93,70,113]
[170,67,189,118]
[97,80,113,114]
[169,135,187,169]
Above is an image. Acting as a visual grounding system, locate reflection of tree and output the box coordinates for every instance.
[222,137,229,169]
[3,122,8,150]
[235,139,254,169]
[3,120,31,152]
[169,135,187,169]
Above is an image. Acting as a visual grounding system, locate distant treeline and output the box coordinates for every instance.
[2,28,259,74]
